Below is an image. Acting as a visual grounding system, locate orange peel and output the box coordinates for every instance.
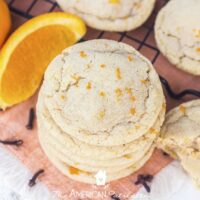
[0,12,86,109]
[0,0,11,48]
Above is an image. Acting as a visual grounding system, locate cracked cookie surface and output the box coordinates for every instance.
[155,0,200,75]
[56,0,156,31]
[41,39,164,146]
[159,99,200,187]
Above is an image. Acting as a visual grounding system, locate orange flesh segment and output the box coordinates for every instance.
[1,25,76,104]
[0,0,11,47]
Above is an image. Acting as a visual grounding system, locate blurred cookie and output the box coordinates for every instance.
[159,100,200,187]
[56,0,156,31]
[155,0,200,75]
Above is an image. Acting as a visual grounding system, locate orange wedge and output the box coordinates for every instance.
[0,0,11,48]
[0,12,86,109]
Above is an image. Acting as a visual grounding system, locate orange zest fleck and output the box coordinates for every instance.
[128,55,133,61]
[69,166,80,175]
[109,0,120,4]
[100,64,106,68]
[130,107,136,115]
[116,67,121,80]
[124,154,131,159]
[115,88,122,97]
[60,95,65,100]
[125,87,135,102]
[179,105,186,114]
[98,110,105,120]
[193,29,200,38]
[80,51,87,58]
[125,87,132,95]
[162,103,166,109]
[86,82,91,90]
[149,128,158,134]
[130,96,136,102]
[135,125,140,129]
[141,79,148,84]
[196,47,200,53]
[99,91,106,97]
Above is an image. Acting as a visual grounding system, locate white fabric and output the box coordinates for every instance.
[131,161,200,200]
[0,146,55,200]
[0,145,200,200]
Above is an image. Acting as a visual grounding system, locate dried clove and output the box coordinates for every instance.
[135,174,153,193]
[29,169,44,187]
[111,194,120,200]
[26,108,35,130]
[0,139,23,147]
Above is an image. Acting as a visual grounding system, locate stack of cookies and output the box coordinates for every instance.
[37,39,166,184]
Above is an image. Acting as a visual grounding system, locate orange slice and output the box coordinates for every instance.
[0,0,11,48]
[0,12,86,109]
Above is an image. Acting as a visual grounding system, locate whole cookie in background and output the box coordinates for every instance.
[158,100,200,187]
[56,0,156,32]
[155,0,200,75]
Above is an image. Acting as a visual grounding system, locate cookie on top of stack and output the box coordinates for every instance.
[36,39,165,184]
